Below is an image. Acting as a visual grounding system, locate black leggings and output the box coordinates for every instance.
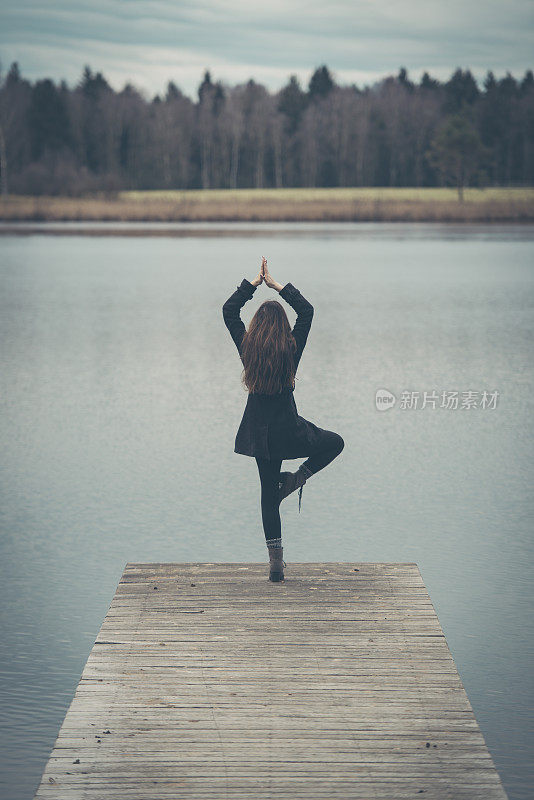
[255,429,344,542]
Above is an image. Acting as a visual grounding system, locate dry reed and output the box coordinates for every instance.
[1,188,533,224]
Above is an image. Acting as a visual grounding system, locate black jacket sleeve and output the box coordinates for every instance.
[279,282,314,367]
[222,278,257,354]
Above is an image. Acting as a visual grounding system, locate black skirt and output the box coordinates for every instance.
[234,388,326,460]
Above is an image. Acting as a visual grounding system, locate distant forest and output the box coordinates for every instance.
[0,62,533,196]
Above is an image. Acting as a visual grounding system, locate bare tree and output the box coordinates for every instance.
[242,81,271,188]
[150,91,195,188]
[268,97,285,188]
[299,103,321,188]
[219,85,246,188]
[321,88,359,186]
[353,92,372,186]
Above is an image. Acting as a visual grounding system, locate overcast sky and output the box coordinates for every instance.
[1,0,533,100]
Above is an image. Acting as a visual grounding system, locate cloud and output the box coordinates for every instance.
[1,0,532,99]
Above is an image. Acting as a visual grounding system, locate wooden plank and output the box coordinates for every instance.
[34,563,508,799]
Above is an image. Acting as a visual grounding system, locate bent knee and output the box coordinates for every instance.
[337,434,345,453]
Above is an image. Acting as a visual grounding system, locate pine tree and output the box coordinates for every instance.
[278,75,308,135]
[308,65,335,100]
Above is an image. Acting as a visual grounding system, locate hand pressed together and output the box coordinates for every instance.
[250,257,283,292]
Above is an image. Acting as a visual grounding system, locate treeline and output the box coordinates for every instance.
[0,62,533,196]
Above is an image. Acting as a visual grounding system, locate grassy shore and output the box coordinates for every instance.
[1,187,533,223]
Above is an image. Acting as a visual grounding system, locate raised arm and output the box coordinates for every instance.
[261,259,314,367]
[278,283,314,367]
[222,278,258,354]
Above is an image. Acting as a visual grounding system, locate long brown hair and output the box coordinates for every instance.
[240,300,297,394]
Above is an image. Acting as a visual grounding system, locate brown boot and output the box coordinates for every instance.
[267,545,285,582]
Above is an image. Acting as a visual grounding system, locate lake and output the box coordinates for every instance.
[0,222,533,800]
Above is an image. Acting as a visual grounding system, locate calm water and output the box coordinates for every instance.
[0,222,533,800]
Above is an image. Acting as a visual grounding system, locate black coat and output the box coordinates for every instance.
[222,278,324,460]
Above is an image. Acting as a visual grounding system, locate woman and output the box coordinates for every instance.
[222,257,344,583]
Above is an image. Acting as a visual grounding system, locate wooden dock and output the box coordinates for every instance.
[34,562,508,799]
